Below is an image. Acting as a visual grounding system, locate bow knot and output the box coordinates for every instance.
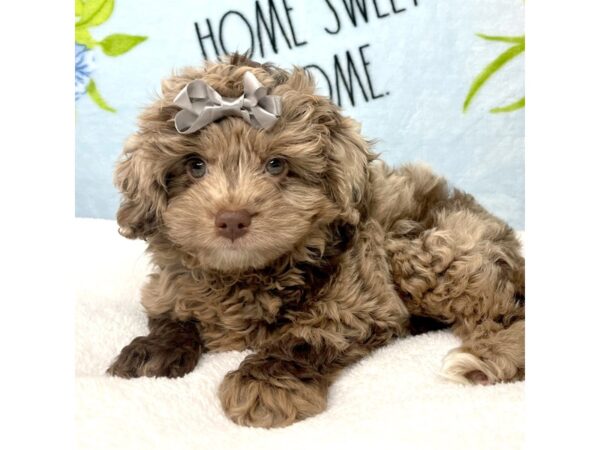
[172,71,281,134]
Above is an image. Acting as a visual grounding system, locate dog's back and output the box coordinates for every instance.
[368,160,525,384]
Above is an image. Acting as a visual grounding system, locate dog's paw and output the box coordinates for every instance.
[440,349,494,385]
[106,336,200,379]
[218,361,327,428]
[440,347,523,385]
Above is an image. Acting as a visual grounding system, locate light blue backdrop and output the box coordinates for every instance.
[75,0,524,229]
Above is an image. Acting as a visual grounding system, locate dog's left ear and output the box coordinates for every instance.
[321,114,373,225]
[273,68,374,225]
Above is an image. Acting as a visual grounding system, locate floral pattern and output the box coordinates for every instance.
[75,44,96,101]
[75,0,147,112]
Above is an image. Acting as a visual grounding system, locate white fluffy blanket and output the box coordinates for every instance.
[75,218,524,450]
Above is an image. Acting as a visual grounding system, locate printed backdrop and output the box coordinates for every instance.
[75,0,525,229]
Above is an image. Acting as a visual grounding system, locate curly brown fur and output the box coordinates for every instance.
[107,316,202,378]
[108,53,525,427]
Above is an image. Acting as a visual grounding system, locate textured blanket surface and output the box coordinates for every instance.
[75,218,524,450]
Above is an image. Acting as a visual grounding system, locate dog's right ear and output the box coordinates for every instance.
[114,134,167,239]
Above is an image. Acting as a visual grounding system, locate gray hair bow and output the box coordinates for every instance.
[172,71,282,134]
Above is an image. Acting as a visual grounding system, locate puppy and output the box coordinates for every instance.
[107,54,525,428]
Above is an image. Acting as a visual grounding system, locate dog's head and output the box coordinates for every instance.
[115,55,374,272]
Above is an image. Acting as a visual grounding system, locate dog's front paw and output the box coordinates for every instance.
[107,335,200,379]
[218,356,327,428]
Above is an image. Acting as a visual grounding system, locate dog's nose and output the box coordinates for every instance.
[215,210,252,241]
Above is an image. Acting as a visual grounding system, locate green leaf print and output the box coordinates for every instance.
[75,0,83,17]
[98,34,147,56]
[476,34,525,45]
[75,28,96,48]
[490,97,525,113]
[76,0,114,28]
[86,80,116,112]
[463,39,525,113]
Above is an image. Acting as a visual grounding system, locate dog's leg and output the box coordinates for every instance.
[441,317,524,385]
[107,316,202,379]
[388,224,525,385]
[218,333,370,428]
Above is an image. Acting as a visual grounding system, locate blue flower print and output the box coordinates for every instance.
[75,43,95,101]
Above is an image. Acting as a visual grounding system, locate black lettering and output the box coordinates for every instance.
[218,11,255,57]
[372,0,390,18]
[282,0,307,47]
[359,44,384,100]
[304,64,333,99]
[324,0,342,35]
[255,0,293,57]
[341,0,369,26]
[194,19,220,60]
[334,50,369,107]
[390,0,406,13]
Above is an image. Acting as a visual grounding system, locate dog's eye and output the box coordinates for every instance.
[186,158,206,178]
[265,158,287,176]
